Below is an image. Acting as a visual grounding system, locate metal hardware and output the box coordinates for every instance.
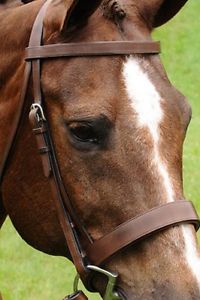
[73,265,121,300]
[73,273,80,294]
[30,103,46,122]
[87,265,121,300]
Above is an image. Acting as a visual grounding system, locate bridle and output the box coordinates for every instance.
[1,0,200,299]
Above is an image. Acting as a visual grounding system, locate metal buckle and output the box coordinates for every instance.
[73,265,121,300]
[30,103,46,122]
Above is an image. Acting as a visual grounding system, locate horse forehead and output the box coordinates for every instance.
[43,54,185,128]
[45,59,160,128]
[123,55,192,128]
[122,56,163,135]
[43,56,124,116]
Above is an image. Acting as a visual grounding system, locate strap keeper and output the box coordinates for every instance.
[33,126,47,135]
[29,105,52,178]
[38,146,50,154]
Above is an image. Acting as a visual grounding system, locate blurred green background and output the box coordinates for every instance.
[0,1,200,299]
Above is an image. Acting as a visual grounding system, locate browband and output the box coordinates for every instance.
[25,41,161,60]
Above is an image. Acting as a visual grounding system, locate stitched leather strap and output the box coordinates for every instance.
[25,41,161,60]
[86,200,200,265]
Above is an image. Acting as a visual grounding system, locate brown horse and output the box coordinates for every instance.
[1,0,200,299]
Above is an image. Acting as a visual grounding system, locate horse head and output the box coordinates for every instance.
[39,0,200,298]
[1,0,200,299]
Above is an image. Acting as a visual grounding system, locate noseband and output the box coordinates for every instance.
[1,0,200,299]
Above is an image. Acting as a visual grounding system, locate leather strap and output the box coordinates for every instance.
[0,0,49,184]
[63,291,88,300]
[28,0,92,283]
[25,41,161,60]
[29,0,52,106]
[29,105,91,282]
[86,200,200,265]
[29,108,52,178]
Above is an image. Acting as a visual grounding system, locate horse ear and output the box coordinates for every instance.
[141,0,188,28]
[153,0,188,27]
[153,0,187,27]
[62,0,102,32]
[44,0,102,37]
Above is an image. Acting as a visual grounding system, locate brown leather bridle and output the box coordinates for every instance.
[1,0,200,299]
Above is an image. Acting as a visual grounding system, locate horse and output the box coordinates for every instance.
[0,0,200,299]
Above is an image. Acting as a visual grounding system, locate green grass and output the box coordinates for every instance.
[1,2,200,299]
[0,219,100,300]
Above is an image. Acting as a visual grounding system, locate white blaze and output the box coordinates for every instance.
[123,57,174,202]
[182,225,200,283]
[122,56,200,284]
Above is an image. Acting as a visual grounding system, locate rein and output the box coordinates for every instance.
[1,0,200,299]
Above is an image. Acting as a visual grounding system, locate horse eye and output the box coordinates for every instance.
[66,115,112,150]
[68,123,99,144]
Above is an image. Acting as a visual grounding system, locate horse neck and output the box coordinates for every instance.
[0,1,43,72]
[0,1,43,165]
